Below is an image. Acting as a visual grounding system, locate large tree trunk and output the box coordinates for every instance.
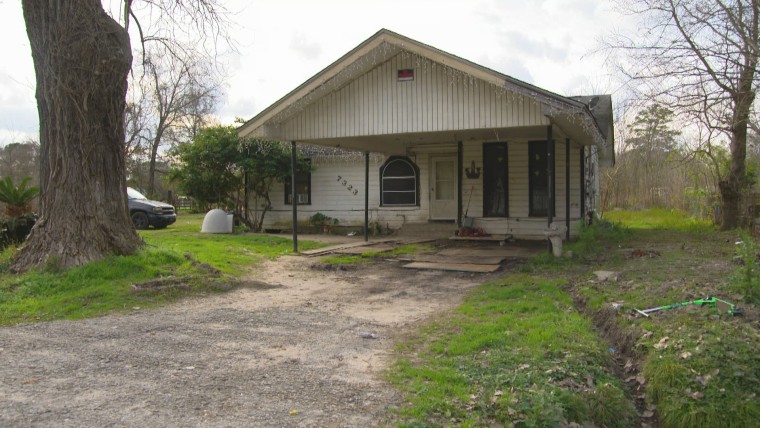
[14,0,142,272]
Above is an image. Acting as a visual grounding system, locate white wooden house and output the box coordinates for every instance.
[238,29,614,242]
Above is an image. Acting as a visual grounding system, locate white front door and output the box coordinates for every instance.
[430,156,457,220]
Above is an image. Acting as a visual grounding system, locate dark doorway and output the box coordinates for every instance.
[482,143,508,217]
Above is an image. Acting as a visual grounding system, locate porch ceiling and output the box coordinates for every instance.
[287,125,577,156]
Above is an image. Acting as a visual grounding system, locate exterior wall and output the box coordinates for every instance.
[274,53,549,141]
[262,156,429,230]
[464,139,584,239]
[262,138,586,240]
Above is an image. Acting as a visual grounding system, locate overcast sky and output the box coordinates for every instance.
[0,0,634,145]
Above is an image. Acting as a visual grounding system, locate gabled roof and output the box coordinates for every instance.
[239,28,611,160]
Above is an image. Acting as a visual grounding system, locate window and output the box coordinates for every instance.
[285,159,311,205]
[529,141,550,217]
[483,143,508,217]
[380,156,419,206]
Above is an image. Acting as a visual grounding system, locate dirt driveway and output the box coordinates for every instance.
[0,241,525,427]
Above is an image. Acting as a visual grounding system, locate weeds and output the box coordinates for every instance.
[603,208,714,233]
[731,231,760,303]
[565,209,759,428]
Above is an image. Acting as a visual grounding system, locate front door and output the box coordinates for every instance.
[430,156,457,220]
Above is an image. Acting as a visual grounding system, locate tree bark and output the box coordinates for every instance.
[15,0,143,272]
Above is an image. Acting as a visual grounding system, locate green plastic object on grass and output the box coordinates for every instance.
[635,296,743,317]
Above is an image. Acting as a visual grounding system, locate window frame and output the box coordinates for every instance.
[379,156,420,207]
[284,158,311,206]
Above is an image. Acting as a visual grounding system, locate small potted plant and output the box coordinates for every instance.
[309,212,338,234]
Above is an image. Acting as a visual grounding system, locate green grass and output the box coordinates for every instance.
[389,274,637,427]
[141,214,322,275]
[0,214,323,325]
[603,208,714,233]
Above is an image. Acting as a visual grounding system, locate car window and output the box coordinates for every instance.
[127,187,147,200]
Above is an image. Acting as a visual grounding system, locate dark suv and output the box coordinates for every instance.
[127,187,176,229]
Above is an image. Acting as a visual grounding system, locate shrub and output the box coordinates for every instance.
[732,231,760,303]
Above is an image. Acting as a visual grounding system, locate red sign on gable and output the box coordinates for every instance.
[397,68,414,81]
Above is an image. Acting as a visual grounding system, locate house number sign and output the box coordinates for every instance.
[337,176,359,196]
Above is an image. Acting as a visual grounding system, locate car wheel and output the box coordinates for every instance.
[131,212,150,230]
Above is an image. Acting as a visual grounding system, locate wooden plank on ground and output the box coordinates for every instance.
[449,234,513,241]
[336,245,396,254]
[402,262,501,273]
[402,255,505,265]
[301,238,434,257]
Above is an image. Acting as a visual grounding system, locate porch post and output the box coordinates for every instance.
[547,126,554,227]
[457,141,463,228]
[291,141,298,253]
[580,146,586,223]
[565,138,571,241]
[364,151,370,242]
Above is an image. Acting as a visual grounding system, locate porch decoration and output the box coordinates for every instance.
[464,160,481,179]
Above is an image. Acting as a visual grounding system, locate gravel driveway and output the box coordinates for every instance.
[0,252,495,427]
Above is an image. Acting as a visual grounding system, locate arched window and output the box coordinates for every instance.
[380,156,419,206]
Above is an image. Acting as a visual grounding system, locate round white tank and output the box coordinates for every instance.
[201,209,233,234]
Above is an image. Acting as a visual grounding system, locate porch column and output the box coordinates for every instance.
[565,138,571,241]
[457,141,463,227]
[364,151,369,242]
[580,146,586,223]
[291,141,298,253]
[547,126,554,227]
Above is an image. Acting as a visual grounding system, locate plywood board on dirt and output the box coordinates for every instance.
[449,234,512,241]
[438,247,540,258]
[402,262,501,273]
[402,255,505,265]
[300,239,395,256]
[337,245,396,254]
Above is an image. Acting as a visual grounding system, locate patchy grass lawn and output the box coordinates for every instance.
[0,214,321,325]
[390,274,636,427]
[389,209,759,427]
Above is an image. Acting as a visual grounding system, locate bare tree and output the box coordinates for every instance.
[0,140,40,185]
[139,46,220,198]
[608,0,759,229]
[16,0,230,272]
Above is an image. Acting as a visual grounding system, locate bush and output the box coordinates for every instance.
[732,231,760,303]
[0,213,37,249]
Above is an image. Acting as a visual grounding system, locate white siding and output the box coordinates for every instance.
[275,53,548,141]
[263,156,429,230]
[263,138,585,239]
